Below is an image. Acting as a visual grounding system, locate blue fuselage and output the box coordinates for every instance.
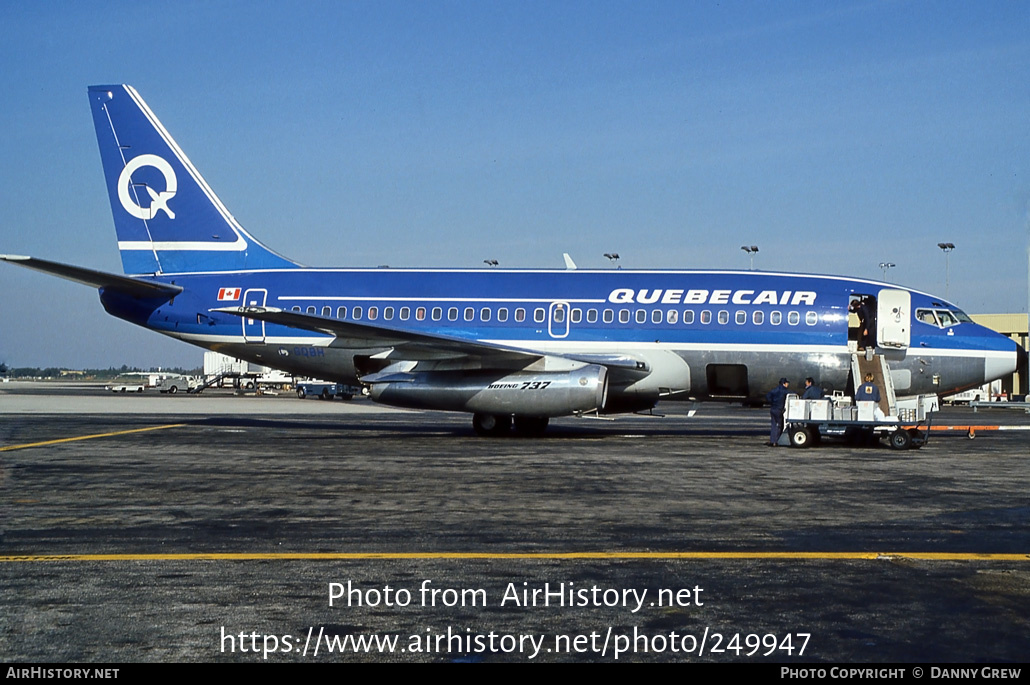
[99,267,1019,405]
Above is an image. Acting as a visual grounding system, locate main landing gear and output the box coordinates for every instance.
[472,413,549,437]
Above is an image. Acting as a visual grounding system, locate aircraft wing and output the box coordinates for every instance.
[0,255,183,298]
[212,305,542,364]
[213,306,651,378]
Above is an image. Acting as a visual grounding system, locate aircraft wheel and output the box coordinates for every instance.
[513,416,549,437]
[296,387,306,399]
[889,429,912,451]
[473,413,511,437]
[788,426,812,448]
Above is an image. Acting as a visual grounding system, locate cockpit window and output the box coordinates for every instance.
[916,308,967,328]
[916,309,939,326]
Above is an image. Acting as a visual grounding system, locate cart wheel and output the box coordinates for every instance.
[789,426,812,448]
[889,429,912,451]
[967,429,976,439]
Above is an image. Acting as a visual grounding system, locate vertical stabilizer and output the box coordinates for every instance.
[88,85,298,275]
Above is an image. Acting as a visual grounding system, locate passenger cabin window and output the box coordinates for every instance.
[515,308,526,322]
[571,308,582,324]
[431,307,442,321]
[306,306,316,314]
[415,307,426,321]
[353,306,363,320]
[481,307,491,322]
[464,307,474,321]
[587,309,598,323]
[336,306,346,319]
[788,311,800,326]
[717,310,729,325]
[700,310,712,324]
[683,310,694,324]
[498,308,509,322]
[384,307,394,320]
[667,310,678,324]
[770,311,781,325]
[735,311,746,325]
[636,309,647,324]
[448,307,458,321]
[651,310,662,324]
[368,306,379,320]
[534,308,545,323]
[619,310,630,324]
[292,306,301,313]
[322,306,331,317]
[553,307,566,323]
[806,311,818,325]
[399,307,410,320]
[603,309,614,324]
[753,311,764,325]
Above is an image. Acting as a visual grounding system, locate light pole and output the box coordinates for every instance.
[741,245,759,271]
[937,242,955,300]
[879,262,895,281]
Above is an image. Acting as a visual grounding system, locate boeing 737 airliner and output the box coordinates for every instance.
[2,85,1022,435]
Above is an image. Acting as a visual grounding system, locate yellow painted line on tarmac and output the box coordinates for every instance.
[1,552,1027,562]
[0,423,187,452]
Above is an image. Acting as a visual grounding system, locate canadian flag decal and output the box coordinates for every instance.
[217,287,242,301]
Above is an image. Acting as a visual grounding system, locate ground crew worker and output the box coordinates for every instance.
[801,377,822,400]
[765,377,790,447]
[856,373,881,403]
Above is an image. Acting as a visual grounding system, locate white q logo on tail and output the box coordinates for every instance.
[118,154,177,220]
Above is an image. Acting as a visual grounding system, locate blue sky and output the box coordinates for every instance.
[1,1,1029,368]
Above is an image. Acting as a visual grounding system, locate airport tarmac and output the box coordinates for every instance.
[1,381,1028,663]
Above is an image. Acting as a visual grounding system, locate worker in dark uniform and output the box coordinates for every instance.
[801,377,822,400]
[856,372,885,421]
[856,297,877,353]
[856,372,881,403]
[765,377,790,446]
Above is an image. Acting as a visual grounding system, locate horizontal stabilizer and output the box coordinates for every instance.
[1,255,183,298]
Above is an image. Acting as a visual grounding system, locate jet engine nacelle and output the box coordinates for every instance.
[367,364,609,417]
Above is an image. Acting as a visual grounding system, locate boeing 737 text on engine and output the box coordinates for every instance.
[1,86,1021,435]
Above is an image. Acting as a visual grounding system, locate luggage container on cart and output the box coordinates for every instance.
[783,392,933,450]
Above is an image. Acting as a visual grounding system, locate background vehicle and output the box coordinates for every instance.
[295,380,358,400]
[106,373,148,393]
[156,374,202,394]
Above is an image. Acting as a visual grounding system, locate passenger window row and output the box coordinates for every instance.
[288,304,820,327]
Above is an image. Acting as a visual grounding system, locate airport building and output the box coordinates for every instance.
[972,313,1029,399]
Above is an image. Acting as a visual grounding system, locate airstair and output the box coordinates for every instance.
[190,371,230,394]
[850,352,896,418]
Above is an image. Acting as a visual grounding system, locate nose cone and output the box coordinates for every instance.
[984,337,1023,384]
